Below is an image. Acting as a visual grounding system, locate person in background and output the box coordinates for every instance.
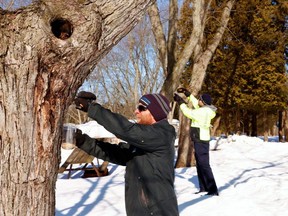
[174,88,219,196]
[74,91,179,216]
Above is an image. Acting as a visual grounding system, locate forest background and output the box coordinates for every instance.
[3,0,286,139]
[1,0,287,163]
[65,0,288,141]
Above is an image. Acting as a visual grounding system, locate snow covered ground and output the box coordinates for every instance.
[56,135,288,216]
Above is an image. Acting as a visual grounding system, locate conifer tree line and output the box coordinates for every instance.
[177,0,288,140]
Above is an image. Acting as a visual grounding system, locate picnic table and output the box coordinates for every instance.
[58,121,118,179]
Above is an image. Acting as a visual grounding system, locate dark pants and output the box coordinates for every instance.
[193,141,218,193]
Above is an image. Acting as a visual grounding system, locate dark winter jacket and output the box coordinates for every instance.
[78,103,179,216]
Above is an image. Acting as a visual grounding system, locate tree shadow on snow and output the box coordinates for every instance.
[178,156,288,214]
[55,165,120,216]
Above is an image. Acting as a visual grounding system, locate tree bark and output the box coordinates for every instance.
[149,0,178,97]
[278,110,284,142]
[148,3,168,75]
[263,111,269,142]
[251,112,257,137]
[283,110,288,142]
[188,0,236,92]
[175,112,195,168]
[179,0,236,167]
[149,0,235,167]
[211,116,221,137]
[0,0,154,215]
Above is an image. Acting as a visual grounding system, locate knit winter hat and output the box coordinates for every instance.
[139,94,171,121]
[200,94,212,105]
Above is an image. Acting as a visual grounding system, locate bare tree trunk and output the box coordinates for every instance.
[278,110,284,142]
[149,0,178,97]
[148,0,235,167]
[235,109,242,134]
[263,111,269,142]
[251,112,257,137]
[188,0,236,92]
[211,116,221,137]
[148,3,168,75]
[175,112,195,167]
[178,0,236,167]
[149,0,235,166]
[283,110,288,142]
[0,0,154,215]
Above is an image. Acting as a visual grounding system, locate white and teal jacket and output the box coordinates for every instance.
[180,94,217,141]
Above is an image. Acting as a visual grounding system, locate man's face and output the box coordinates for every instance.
[134,104,156,125]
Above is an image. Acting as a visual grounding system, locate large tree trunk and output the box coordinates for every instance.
[149,0,235,167]
[148,0,178,97]
[175,112,195,167]
[177,0,235,167]
[0,0,154,215]
[284,110,288,142]
[278,110,284,142]
[251,112,257,137]
[211,116,221,137]
[263,111,269,142]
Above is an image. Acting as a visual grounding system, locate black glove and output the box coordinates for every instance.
[74,91,96,112]
[173,93,186,105]
[74,129,86,148]
[177,87,191,97]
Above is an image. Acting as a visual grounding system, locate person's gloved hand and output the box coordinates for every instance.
[74,129,86,148]
[177,87,191,97]
[74,91,96,112]
[173,93,186,105]
[74,98,91,112]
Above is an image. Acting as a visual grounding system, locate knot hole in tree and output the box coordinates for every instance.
[51,18,73,40]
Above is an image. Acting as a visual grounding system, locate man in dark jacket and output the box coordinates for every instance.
[74,92,179,216]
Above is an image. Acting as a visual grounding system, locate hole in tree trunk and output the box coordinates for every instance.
[51,18,73,40]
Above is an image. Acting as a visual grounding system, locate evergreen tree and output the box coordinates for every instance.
[203,0,288,135]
